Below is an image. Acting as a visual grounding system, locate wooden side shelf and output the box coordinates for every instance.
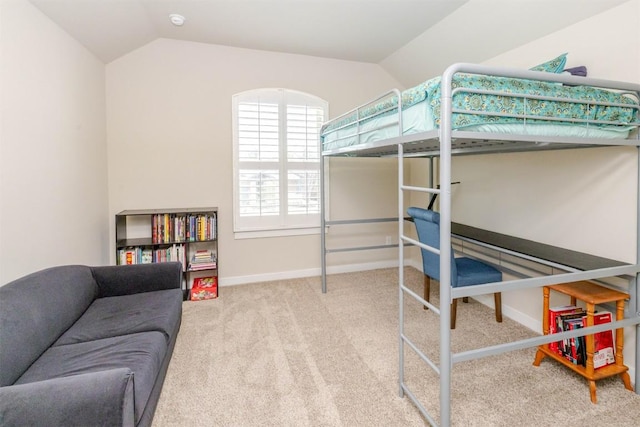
[533,281,633,403]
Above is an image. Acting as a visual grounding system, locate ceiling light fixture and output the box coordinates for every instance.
[169,14,186,26]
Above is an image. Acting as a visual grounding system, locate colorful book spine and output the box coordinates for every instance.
[557,311,585,356]
[563,318,585,365]
[548,305,582,354]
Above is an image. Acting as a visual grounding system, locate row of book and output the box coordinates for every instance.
[152,213,217,244]
[549,305,615,369]
[116,244,187,271]
[116,245,219,273]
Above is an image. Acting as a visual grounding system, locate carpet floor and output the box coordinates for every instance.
[152,267,640,426]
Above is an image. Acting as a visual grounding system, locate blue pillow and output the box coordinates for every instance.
[529,53,568,73]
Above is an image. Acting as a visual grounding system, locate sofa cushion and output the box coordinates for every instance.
[0,265,98,387]
[16,331,167,425]
[92,263,183,297]
[54,288,183,346]
[0,369,135,427]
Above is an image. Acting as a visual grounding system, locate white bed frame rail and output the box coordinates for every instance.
[320,89,404,293]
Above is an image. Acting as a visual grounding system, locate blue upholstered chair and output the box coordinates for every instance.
[407,207,503,329]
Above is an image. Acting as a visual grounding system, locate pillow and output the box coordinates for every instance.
[563,65,587,77]
[529,53,568,73]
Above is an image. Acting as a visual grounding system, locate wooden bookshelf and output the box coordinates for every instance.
[533,281,633,403]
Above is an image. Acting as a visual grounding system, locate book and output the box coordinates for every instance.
[141,248,153,264]
[152,215,158,243]
[125,248,136,265]
[187,249,217,271]
[590,311,615,369]
[164,214,170,243]
[556,311,585,357]
[190,276,218,300]
[563,317,585,366]
[548,305,583,354]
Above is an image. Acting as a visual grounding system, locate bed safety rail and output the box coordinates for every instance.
[319,90,404,293]
[321,65,640,158]
[320,216,405,293]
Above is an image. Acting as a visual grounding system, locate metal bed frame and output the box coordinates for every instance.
[319,63,640,426]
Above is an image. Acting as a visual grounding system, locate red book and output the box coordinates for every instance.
[589,311,615,369]
[190,276,218,301]
[152,215,158,243]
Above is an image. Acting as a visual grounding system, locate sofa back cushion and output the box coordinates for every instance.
[0,265,98,386]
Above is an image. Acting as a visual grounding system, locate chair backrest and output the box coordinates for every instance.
[407,207,458,286]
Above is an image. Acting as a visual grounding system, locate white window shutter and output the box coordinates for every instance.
[233,89,327,235]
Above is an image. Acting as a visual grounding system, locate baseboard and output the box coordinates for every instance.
[473,294,540,333]
[403,260,542,332]
[220,259,401,287]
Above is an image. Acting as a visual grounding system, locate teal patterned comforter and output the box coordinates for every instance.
[321,74,638,136]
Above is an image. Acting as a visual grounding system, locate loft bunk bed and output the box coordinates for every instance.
[318,61,640,426]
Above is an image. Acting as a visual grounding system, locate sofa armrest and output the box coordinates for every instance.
[91,262,182,297]
[0,368,135,427]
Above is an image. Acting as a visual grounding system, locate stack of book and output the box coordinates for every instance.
[188,250,217,271]
[549,305,615,368]
[190,276,218,301]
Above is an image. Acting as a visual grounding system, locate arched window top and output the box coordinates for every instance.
[232,88,328,237]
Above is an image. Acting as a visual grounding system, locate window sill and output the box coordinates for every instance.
[234,227,321,240]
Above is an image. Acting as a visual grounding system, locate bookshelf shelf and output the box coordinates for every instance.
[533,281,633,403]
[115,207,218,300]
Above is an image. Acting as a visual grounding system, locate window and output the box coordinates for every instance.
[232,89,328,237]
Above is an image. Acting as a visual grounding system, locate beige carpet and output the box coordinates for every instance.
[153,267,640,426]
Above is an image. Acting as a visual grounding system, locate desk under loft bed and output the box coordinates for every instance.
[319,62,640,426]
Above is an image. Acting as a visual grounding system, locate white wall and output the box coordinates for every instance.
[106,39,401,283]
[456,0,638,310]
[0,0,108,284]
[380,0,632,88]
[407,0,639,371]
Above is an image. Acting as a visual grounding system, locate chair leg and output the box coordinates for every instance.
[423,275,430,310]
[451,298,458,329]
[494,292,503,323]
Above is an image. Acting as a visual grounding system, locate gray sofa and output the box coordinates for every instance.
[0,262,183,427]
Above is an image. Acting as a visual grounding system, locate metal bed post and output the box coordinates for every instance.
[319,89,402,294]
[321,154,327,293]
[398,142,405,398]
[636,145,640,391]
[397,90,406,398]
[437,64,458,427]
[634,274,639,394]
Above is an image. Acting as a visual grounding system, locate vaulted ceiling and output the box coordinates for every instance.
[29,0,630,82]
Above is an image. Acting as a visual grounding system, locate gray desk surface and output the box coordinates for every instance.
[451,222,628,271]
